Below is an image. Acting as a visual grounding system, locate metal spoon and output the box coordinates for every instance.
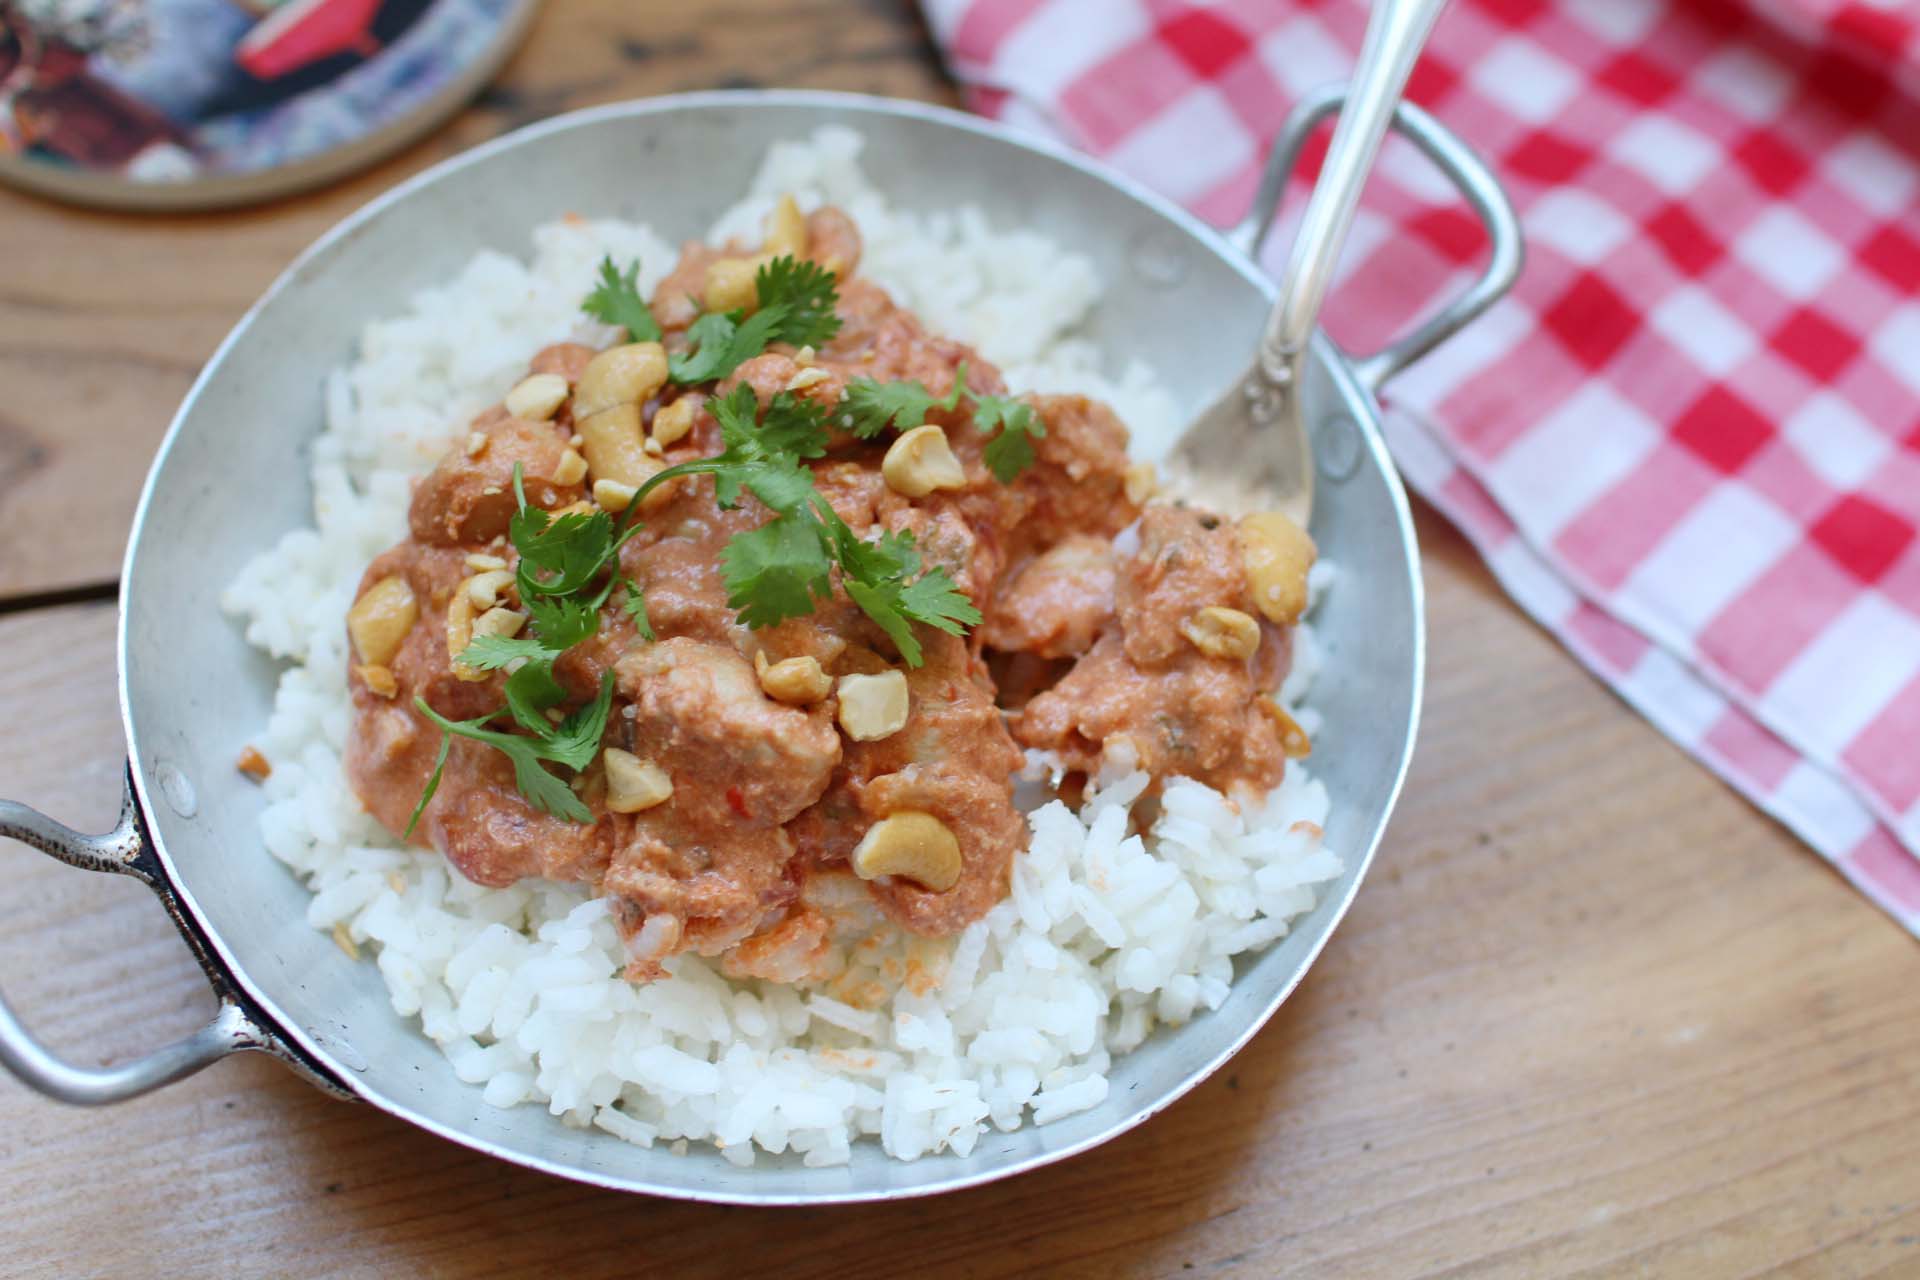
[1171,0,1450,527]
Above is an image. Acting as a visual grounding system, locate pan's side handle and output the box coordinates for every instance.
[0,784,271,1104]
[1228,84,1524,396]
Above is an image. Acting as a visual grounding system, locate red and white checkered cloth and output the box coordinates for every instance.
[921,0,1920,931]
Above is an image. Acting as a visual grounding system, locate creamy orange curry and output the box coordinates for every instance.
[340,197,1316,983]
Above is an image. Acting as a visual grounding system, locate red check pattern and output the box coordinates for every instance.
[921,0,1920,930]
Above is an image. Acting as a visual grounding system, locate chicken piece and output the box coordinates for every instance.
[1006,395,1140,555]
[408,408,580,546]
[790,633,1025,936]
[1015,506,1293,795]
[604,638,842,968]
[980,534,1116,659]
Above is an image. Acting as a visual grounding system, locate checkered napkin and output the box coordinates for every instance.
[920,0,1920,931]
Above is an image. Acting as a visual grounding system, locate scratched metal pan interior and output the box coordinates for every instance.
[99,90,1466,1203]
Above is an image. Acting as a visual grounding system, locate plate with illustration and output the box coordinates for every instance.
[0,0,538,210]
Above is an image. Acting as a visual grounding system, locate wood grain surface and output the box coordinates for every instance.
[4,3,1918,1277]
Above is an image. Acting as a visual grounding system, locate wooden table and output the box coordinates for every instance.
[4,4,1916,1276]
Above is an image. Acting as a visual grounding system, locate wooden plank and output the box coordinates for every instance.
[2,505,1917,1277]
[0,0,956,602]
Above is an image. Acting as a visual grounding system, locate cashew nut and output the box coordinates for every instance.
[1238,511,1316,626]
[471,606,525,640]
[573,343,668,419]
[603,748,673,813]
[347,575,417,667]
[1260,699,1312,759]
[755,651,832,705]
[1181,606,1261,661]
[505,372,569,421]
[651,395,699,447]
[552,447,588,486]
[764,193,808,259]
[836,670,910,741]
[850,811,962,892]
[881,424,966,498]
[703,255,767,314]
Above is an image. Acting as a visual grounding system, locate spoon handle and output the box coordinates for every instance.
[1262,0,1450,381]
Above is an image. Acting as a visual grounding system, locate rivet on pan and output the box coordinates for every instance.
[154,760,197,819]
[1315,414,1362,483]
[1127,227,1189,288]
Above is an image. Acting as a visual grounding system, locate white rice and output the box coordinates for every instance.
[223,128,1342,1166]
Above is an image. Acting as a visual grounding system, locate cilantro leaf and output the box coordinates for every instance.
[582,257,662,343]
[898,568,982,637]
[693,384,828,512]
[719,513,832,629]
[667,306,786,385]
[620,577,654,641]
[976,394,1045,483]
[813,504,980,666]
[543,673,616,771]
[840,362,967,439]
[412,698,592,823]
[503,659,570,737]
[458,634,555,671]
[524,592,600,652]
[755,256,841,346]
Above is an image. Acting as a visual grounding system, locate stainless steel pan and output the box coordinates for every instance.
[0,90,1520,1203]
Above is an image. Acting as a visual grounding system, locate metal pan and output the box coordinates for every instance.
[0,89,1520,1203]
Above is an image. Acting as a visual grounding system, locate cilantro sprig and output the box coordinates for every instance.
[403,468,644,836]
[582,257,663,343]
[840,363,1046,482]
[591,247,838,385]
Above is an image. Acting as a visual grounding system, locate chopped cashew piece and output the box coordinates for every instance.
[445,594,487,682]
[347,575,417,667]
[355,664,398,699]
[755,652,832,705]
[1124,462,1158,506]
[850,811,962,892]
[472,606,526,640]
[553,448,588,486]
[651,396,698,446]
[1181,606,1261,661]
[1260,700,1312,759]
[785,367,830,393]
[573,343,668,419]
[464,569,516,609]
[603,748,673,813]
[764,193,808,259]
[880,424,966,498]
[837,670,910,741]
[1238,511,1316,626]
[593,478,637,513]
[464,552,507,571]
[504,372,569,421]
[464,431,488,459]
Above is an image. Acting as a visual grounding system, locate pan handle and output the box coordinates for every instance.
[1227,83,1523,396]
[0,786,271,1104]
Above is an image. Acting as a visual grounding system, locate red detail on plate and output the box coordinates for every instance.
[237,0,386,80]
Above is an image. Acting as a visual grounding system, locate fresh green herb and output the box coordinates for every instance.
[975,393,1044,483]
[664,255,842,385]
[814,503,980,665]
[840,363,1044,482]
[582,257,662,344]
[753,255,842,347]
[840,362,967,439]
[408,674,613,826]
[667,307,785,385]
[620,576,654,641]
[627,387,976,655]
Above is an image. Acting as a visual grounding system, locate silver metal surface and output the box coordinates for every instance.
[1180,0,1449,526]
[0,90,1519,1202]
